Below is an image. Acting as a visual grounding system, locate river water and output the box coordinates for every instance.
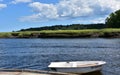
[0,38,119,75]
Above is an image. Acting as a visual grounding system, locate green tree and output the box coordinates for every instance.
[106,9,120,28]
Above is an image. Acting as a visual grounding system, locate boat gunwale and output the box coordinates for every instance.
[48,61,106,68]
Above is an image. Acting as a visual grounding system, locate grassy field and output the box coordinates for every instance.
[0,28,120,38]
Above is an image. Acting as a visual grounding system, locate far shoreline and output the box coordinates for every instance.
[0,29,120,38]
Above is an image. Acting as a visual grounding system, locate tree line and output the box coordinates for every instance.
[20,24,105,31]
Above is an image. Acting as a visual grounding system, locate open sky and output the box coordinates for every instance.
[0,0,120,32]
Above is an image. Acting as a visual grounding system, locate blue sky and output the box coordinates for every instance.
[0,0,120,32]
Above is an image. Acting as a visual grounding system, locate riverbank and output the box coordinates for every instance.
[0,28,120,38]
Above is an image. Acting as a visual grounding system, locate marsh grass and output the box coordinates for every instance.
[0,32,12,38]
[0,28,120,38]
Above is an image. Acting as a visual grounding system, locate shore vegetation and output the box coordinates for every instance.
[0,28,120,38]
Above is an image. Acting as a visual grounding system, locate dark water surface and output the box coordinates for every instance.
[0,38,119,75]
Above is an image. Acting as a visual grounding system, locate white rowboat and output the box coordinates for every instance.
[48,61,106,74]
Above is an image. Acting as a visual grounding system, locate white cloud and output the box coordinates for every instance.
[11,0,32,4]
[29,2,58,19]
[0,3,7,9]
[20,2,59,22]
[57,0,93,17]
[98,0,120,11]
[73,17,106,24]
[20,0,120,22]
[91,18,106,24]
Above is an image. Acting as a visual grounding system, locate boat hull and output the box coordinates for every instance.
[51,65,102,73]
[48,61,106,74]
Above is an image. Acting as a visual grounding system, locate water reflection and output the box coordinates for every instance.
[0,38,120,75]
[82,71,102,75]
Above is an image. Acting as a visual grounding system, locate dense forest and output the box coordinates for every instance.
[106,9,120,28]
[19,24,105,31]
